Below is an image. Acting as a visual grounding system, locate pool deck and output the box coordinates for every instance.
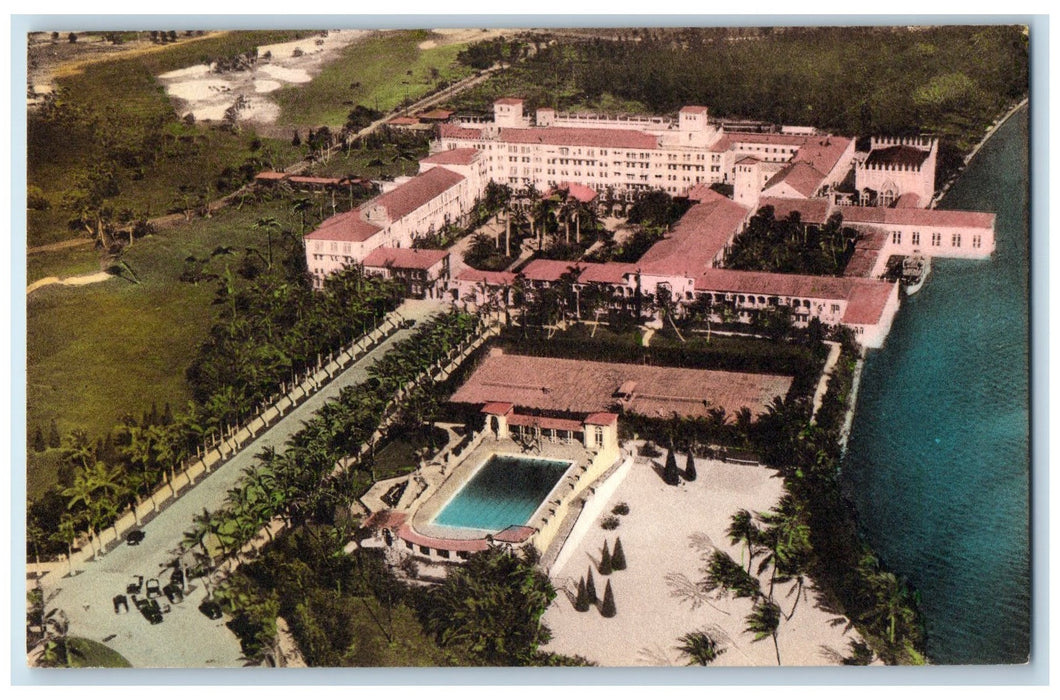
[369,433,619,563]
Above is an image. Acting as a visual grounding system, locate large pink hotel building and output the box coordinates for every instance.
[304,98,996,348]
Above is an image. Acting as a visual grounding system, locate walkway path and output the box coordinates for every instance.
[40,298,445,668]
[26,271,112,295]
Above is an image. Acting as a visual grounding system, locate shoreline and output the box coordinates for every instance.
[930,98,1029,207]
[842,98,1026,454]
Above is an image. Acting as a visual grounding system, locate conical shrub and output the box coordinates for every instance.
[599,540,613,575]
[586,567,598,603]
[685,451,697,481]
[611,537,627,571]
[600,579,617,618]
[664,448,681,485]
[574,577,590,612]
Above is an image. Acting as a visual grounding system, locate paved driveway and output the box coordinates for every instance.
[41,299,445,668]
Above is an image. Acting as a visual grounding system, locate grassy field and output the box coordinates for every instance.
[26,244,101,284]
[67,637,133,668]
[272,30,473,129]
[27,198,296,467]
[28,30,308,248]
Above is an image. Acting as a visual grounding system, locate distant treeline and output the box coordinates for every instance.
[448,25,1028,187]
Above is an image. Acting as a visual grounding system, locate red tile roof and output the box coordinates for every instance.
[693,269,897,326]
[507,414,584,433]
[842,281,897,325]
[791,136,852,176]
[451,352,792,420]
[729,132,814,147]
[577,262,636,285]
[757,197,833,226]
[362,246,448,270]
[387,116,419,126]
[304,209,382,243]
[894,193,922,208]
[456,268,517,286]
[584,412,619,426]
[708,134,733,152]
[545,182,598,203]
[520,259,583,282]
[421,148,480,166]
[843,228,889,278]
[638,195,750,277]
[836,206,995,230]
[695,268,857,300]
[680,105,709,114]
[762,161,826,198]
[481,401,514,416]
[417,108,454,120]
[499,126,659,150]
[255,170,288,181]
[439,123,486,140]
[495,97,524,106]
[685,183,716,202]
[396,524,490,553]
[374,167,465,222]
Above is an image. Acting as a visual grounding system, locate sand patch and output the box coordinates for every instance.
[254,79,282,93]
[158,64,211,80]
[541,450,866,666]
[166,79,232,101]
[156,29,368,125]
[258,63,311,83]
[418,40,437,50]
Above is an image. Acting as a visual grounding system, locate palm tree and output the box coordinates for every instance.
[745,598,782,665]
[253,216,281,268]
[676,630,726,665]
[291,197,313,235]
[726,509,760,574]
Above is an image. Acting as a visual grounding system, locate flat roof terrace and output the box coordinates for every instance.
[450,352,793,420]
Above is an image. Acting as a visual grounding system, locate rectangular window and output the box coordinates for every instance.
[932,232,941,246]
[912,231,920,246]
[892,232,902,245]
[952,233,962,247]
[973,234,982,248]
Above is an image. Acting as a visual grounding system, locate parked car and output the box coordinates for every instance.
[135,597,163,624]
[163,583,184,604]
[199,600,223,620]
[142,599,163,625]
[169,567,184,588]
[145,578,162,598]
[126,529,145,545]
[126,576,143,595]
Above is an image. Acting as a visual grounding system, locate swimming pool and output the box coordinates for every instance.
[431,454,573,532]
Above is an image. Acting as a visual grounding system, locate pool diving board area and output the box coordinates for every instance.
[431,454,573,532]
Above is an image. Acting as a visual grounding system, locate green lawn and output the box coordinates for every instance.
[27,198,296,458]
[273,30,473,129]
[67,637,133,668]
[27,244,101,284]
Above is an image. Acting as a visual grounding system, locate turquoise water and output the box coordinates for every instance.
[843,106,1030,664]
[432,454,572,531]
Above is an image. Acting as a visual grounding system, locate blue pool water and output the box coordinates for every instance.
[432,454,572,532]
[843,106,1030,664]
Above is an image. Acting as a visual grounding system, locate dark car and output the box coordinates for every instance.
[163,583,184,604]
[169,567,185,588]
[126,575,144,595]
[199,600,223,620]
[126,529,145,545]
[137,598,164,625]
[401,318,416,329]
[145,578,162,599]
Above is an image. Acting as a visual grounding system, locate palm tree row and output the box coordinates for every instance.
[189,312,483,569]
[29,259,404,563]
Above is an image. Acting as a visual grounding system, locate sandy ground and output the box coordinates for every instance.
[541,451,865,666]
[156,30,368,125]
[418,28,516,50]
[26,271,111,295]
